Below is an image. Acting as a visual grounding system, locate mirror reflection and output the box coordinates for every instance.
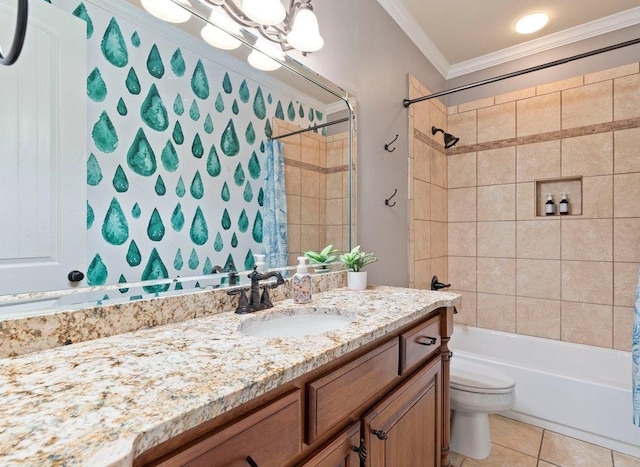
[0,0,355,316]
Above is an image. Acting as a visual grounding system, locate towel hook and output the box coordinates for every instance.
[385,188,398,207]
[384,134,398,152]
[0,0,29,66]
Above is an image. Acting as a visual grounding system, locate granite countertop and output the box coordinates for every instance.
[0,286,460,466]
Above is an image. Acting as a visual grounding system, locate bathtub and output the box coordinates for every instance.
[449,325,640,458]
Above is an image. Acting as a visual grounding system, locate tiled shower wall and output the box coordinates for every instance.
[445,62,640,351]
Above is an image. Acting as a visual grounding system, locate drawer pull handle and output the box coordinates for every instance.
[416,336,437,346]
[372,429,388,440]
[246,456,258,467]
[352,438,367,466]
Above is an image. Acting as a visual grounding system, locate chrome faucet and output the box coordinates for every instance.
[227,267,285,314]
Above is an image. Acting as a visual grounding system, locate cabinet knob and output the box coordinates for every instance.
[372,429,388,440]
[245,456,258,467]
[352,438,367,466]
[67,270,85,282]
[416,336,437,346]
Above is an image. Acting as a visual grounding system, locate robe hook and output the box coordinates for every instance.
[385,188,398,207]
[384,134,398,152]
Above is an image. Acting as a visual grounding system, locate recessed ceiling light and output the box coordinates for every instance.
[515,12,549,34]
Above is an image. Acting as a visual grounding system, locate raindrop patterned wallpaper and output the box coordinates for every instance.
[47,0,326,297]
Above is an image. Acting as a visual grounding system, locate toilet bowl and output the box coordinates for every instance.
[449,358,516,459]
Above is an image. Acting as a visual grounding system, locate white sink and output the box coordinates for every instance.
[239,308,355,338]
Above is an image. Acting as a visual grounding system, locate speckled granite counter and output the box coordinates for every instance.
[0,286,460,466]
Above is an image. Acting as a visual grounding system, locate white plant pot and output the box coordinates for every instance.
[347,271,367,290]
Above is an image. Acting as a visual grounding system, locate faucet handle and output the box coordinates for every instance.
[431,275,451,291]
[227,287,251,314]
[260,286,273,307]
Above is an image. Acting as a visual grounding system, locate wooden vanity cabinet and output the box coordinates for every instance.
[299,422,363,467]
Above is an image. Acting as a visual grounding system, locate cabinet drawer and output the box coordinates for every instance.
[400,315,441,374]
[307,339,399,443]
[155,390,301,467]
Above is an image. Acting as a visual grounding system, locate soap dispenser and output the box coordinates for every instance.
[293,256,313,304]
[559,192,569,215]
[545,193,556,216]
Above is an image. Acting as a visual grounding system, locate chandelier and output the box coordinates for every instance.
[141,0,324,70]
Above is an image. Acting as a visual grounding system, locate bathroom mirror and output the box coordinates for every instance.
[0,0,355,317]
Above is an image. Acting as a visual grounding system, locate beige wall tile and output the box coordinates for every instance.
[301,135,320,166]
[477,293,516,332]
[537,76,583,95]
[516,182,536,220]
[614,306,634,352]
[516,140,561,182]
[447,152,476,188]
[477,221,516,258]
[414,140,431,182]
[431,150,447,188]
[517,220,561,259]
[300,196,320,225]
[562,260,613,305]
[477,147,516,186]
[477,257,516,295]
[451,290,477,326]
[447,110,477,146]
[540,430,613,467]
[300,224,320,252]
[614,73,640,120]
[613,448,640,466]
[561,219,612,261]
[300,168,320,198]
[614,127,640,174]
[415,220,431,260]
[449,187,477,223]
[478,102,516,143]
[431,256,447,283]
[495,87,536,104]
[561,133,613,177]
[517,259,561,300]
[414,259,431,290]
[325,225,342,252]
[326,198,342,226]
[582,175,613,218]
[448,222,476,257]
[287,195,301,224]
[414,179,431,220]
[431,105,445,136]
[459,96,494,112]
[285,165,301,195]
[431,185,446,222]
[517,92,561,137]
[562,80,612,128]
[614,218,640,263]
[447,105,458,115]
[326,140,343,168]
[448,256,476,291]
[431,221,446,258]
[414,100,430,138]
[477,184,516,221]
[326,172,343,198]
[287,224,301,253]
[614,173,640,218]
[516,297,561,339]
[283,135,301,161]
[561,301,613,348]
[490,415,544,458]
[585,63,639,83]
[614,262,639,307]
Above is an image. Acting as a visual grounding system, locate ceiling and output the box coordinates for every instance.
[378,0,640,78]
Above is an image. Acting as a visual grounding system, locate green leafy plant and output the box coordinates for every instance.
[304,244,338,268]
[339,245,377,272]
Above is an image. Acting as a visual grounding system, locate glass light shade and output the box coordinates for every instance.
[515,12,549,34]
[201,11,242,50]
[242,0,286,26]
[287,7,324,52]
[141,0,191,24]
[247,38,284,71]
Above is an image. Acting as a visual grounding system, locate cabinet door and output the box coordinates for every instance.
[363,358,441,467]
[300,422,363,467]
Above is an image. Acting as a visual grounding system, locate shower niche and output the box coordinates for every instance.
[535,177,582,216]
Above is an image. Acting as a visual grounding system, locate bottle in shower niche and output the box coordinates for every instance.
[292,256,313,304]
[559,192,569,215]
[545,193,556,216]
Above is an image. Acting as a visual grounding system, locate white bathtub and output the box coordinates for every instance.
[450,325,640,458]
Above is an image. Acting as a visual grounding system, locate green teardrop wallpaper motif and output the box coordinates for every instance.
[258,188,264,206]
[232,99,239,115]
[206,145,221,177]
[131,31,141,47]
[189,100,200,121]
[92,111,118,153]
[131,202,141,219]
[190,207,208,245]
[87,153,103,186]
[245,122,255,145]
[253,87,266,120]
[87,67,107,102]
[238,209,249,233]
[221,182,230,202]
[146,44,165,79]
[224,253,236,272]
[248,152,260,179]
[222,72,232,94]
[202,258,213,275]
[309,109,314,122]
[275,101,284,120]
[264,119,272,138]
[127,240,141,266]
[127,128,157,176]
[221,209,231,230]
[117,97,128,116]
[72,3,93,39]
[191,59,210,99]
[298,104,304,118]
[188,249,199,270]
[231,233,238,248]
[118,274,129,293]
[172,121,184,145]
[214,232,223,252]
[260,141,265,153]
[102,197,129,245]
[170,48,186,77]
[142,248,169,293]
[204,114,214,134]
[112,165,129,192]
[252,211,263,243]
[101,17,128,68]
[190,171,204,199]
[315,110,324,120]
[161,140,179,172]
[215,93,225,113]
[155,175,166,195]
[147,208,165,241]
[244,250,255,270]
[234,163,245,186]
[87,254,108,285]
[287,102,296,121]
[173,94,184,115]
[171,203,184,231]
[87,201,95,229]
[126,67,141,94]
[141,84,169,131]
[221,120,240,157]
[239,80,250,103]
[191,133,204,158]
[175,176,186,197]
[174,249,184,270]
[243,182,253,202]
[267,94,273,104]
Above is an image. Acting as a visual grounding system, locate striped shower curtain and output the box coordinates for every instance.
[262,140,289,270]
[634,266,640,426]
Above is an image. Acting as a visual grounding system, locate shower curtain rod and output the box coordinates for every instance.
[270,116,351,140]
[403,37,640,108]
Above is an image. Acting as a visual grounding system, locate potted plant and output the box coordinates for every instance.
[340,245,377,290]
[304,244,338,272]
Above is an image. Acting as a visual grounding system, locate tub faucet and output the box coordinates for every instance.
[431,275,451,291]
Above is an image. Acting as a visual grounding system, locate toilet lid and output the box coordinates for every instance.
[450,358,515,394]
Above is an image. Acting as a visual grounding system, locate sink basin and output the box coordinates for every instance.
[239,308,355,338]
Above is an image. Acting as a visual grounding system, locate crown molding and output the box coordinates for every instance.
[448,6,640,78]
[375,0,450,77]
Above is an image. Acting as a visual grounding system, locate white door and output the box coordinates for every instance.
[0,0,86,296]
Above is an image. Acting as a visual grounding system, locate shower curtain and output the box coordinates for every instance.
[634,266,640,426]
[262,140,289,269]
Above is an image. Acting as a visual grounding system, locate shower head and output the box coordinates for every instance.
[431,126,460,149]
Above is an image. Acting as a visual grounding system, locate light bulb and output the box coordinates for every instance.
[242,0,286,26]
[515,12,549,34]
[141,0,191,24]
[247,38,284,71]
[201,10,242,50]
[287,7,323,52]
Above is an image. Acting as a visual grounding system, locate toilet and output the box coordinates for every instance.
[449,358,516,459]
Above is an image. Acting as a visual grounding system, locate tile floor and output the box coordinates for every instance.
[450,415,640,467]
